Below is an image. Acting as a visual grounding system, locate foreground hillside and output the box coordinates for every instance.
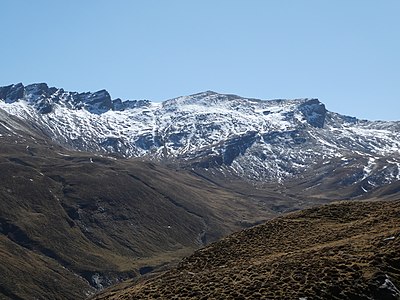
[95,200,400,300]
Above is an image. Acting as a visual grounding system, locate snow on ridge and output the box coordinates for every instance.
[0,88,399,185]
[362,157,377,180]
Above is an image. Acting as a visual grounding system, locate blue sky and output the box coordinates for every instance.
[1,0,399,120]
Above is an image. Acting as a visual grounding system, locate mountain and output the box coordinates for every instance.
[0,82,399,299]
[0,113,285,299]
[93,199,400,300]
[1,83,399,197]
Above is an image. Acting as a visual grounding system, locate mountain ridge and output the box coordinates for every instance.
[1,82,399,195]
[0,83,324,114]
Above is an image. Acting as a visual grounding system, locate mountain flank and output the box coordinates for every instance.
[0,109,289,299]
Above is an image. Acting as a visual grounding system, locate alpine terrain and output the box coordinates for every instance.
[1,83,399,192]
[0,82,399,299]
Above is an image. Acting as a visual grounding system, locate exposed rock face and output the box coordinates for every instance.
[76,89,113,114]
[0,83,149,115]
[113,98,151,111]
[298,98,327,128]
[0,83,25,103]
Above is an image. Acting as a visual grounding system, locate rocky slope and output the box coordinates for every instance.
[94,199,400,300]
[1,83,399,193]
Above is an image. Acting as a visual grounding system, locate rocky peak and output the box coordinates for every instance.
[24,83,58,113]
[0,83,24,103]
[73,89,113,114]
[112,98,151,111]
[298,99,327,128]
[0,83,58,113]
[0,83,141,114]
[24,83,50,101]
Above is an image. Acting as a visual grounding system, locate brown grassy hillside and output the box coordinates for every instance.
[94,200,400,300]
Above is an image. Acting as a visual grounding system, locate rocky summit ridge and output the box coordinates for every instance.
[0,83,399,193]
[0,83,150,114]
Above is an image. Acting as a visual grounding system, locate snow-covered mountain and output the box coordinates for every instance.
[1,83,399,191]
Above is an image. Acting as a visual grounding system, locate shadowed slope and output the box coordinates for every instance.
[0,111,279,299]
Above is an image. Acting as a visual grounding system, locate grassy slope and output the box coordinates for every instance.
[95,199,400,300]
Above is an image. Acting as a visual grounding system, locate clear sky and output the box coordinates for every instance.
[1,0,399,120]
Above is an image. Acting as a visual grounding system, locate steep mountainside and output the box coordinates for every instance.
[94,199,400,300]
[1,83,399,194]
[0,111,284,299]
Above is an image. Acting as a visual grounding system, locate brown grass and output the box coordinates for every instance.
[94,200,400,299]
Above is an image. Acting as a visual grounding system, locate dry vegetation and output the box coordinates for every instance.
[94,200,400,300]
